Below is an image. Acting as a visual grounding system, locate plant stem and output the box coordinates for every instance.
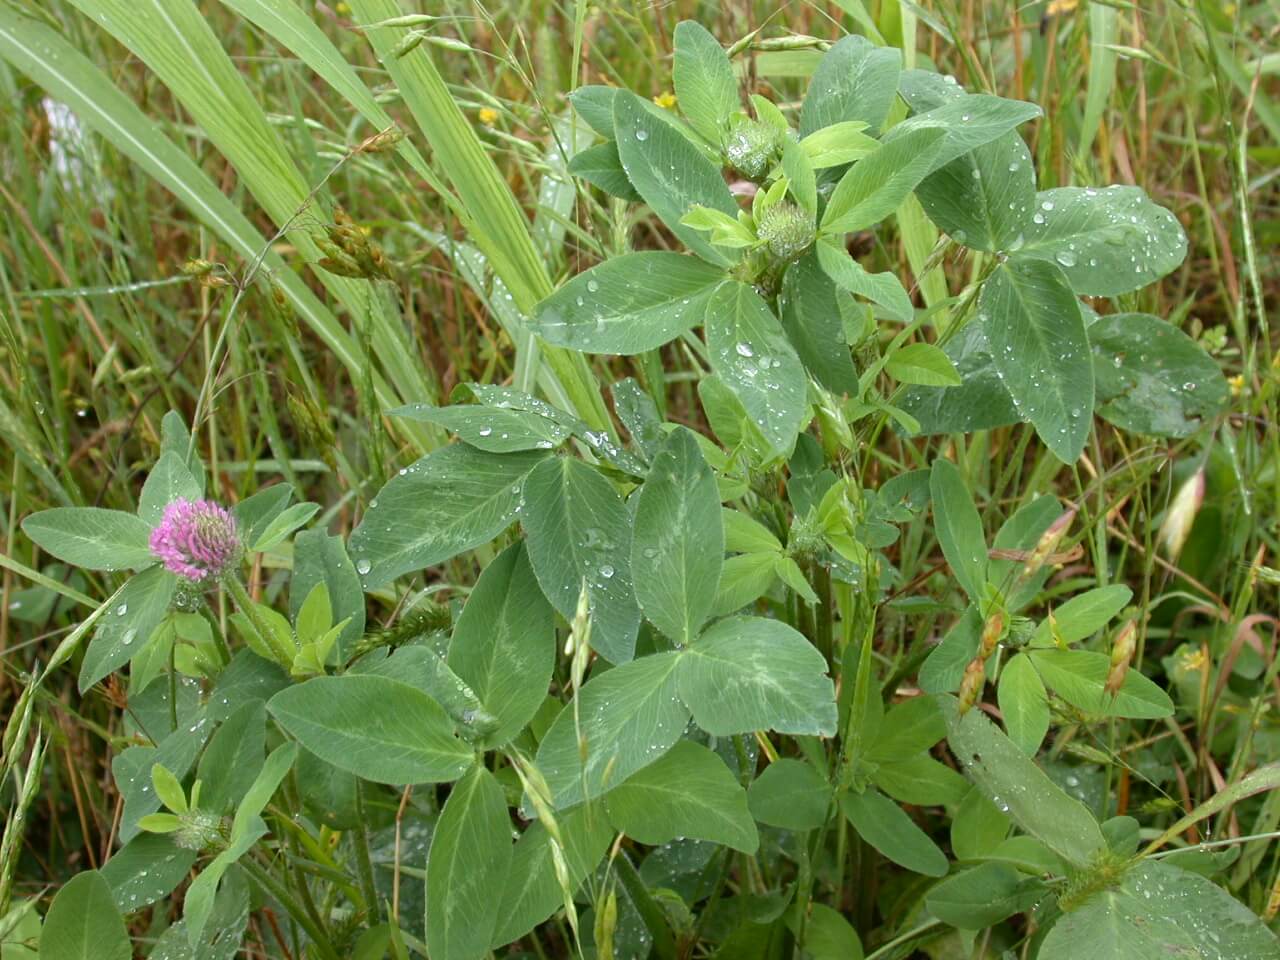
[613,853,677,960]
[863,919,944,959]
[353,783,382,922]
[242,856,343,960]
[223,574,291,666]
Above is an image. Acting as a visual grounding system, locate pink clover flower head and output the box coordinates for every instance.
[149,498,240,583]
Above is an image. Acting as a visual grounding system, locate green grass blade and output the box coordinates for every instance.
[63,0,436,434]
[1078,2,1117,161]
[217,0,551,403]
[216,0,457,207]
[0,9,413,433]
[346,0,611,431]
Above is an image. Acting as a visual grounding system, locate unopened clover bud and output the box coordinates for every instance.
[978,609,1005,660]
[958,657,985,715]
[1104,620,1137,697]
[757,202,816,261]
[149,499,241,584]
[1024,508,1076,578]
[723,117,781,179]
[175,809,223,851]
[1159,468,1204,559]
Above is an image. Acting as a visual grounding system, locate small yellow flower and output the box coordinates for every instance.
[1228,373,1245,396]
[478,107,499,127]
[652,91,677,110]
[1178,646,1207,674]
[335,2,351,14]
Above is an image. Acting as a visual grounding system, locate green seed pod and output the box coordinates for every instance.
[723,117,781,179]
[1104,620,1137,696]
[958,657,985,715]
[756,202,816,261]
[978,609,1005,660]
[594,887,618,960]
[393,30,427,58]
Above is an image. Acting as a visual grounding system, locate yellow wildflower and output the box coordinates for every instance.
[478,107,499,127]
[1178,646,1207,673]
[1228,374,1244,396]
[335,2,351,14]
[652,91,677,110]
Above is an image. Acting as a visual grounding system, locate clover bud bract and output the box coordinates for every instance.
[174,809,224,852]
[757,201,816,261]
[723,117,780,179]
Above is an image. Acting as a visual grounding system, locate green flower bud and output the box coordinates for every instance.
[723,118,780,179]
[756,202,816,261]
[175,809,223,852]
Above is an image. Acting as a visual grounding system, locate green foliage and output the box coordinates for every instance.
[980,258,1094,462]
[631,428,723,646]
[604,740,759,852]
[268,675,471,783]
[1041,861,1280,959]
[37,872,130,960]
[521,457,640,662]
[446,542,555,745]
[426,765,513,960]
[5,6,1274,960]
[348,444,546,587]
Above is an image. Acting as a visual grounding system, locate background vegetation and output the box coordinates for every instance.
[1,0,1277,957]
